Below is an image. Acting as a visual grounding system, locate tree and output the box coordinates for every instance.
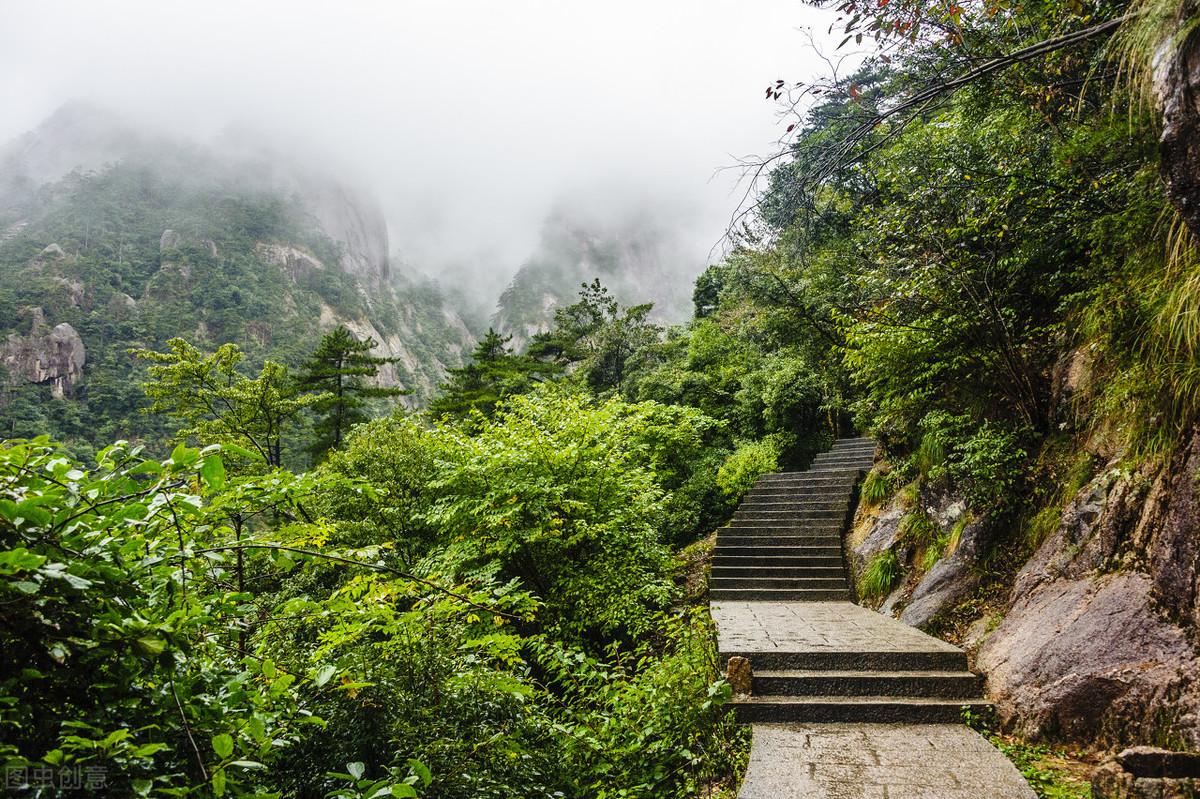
[528,280,662,393]
[133,338,321,468]
[428,329,556,421]
[296,326,405,459]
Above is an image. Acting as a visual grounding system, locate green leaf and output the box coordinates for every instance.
[261,660,277,679]
[211,767,226,797]
[211,733,234,759]
[347,761,365,780]
[314,664,337,687]
[133,742,170,758]
[407,759,431,787]
[171,443,199,467]
[200,455,226,490]
[0,547,48,573]
[219,442,266,463]
[134,636,166,657]
[230,760,265,769]
[391,785,418,798]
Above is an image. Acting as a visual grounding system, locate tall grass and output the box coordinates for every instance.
[862,549,903,601]
[860,469,896,506]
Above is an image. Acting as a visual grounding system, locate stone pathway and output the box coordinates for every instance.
[739,723,1036,799]
[711,438,1035,798]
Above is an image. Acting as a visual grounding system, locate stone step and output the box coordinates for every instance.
[713,566,846,579]
[825,452,875,461]
[810,464,873,473]
[743,489,854,501]
[730,695,990,724]
[811,456,875,467]
[721,649,969,672]
[709,587,852,601]
[710,576,848,590]
[756,472,859,483]
[752,669,983,698]
[734,509,847,520]
[716,537,843,550]
[750,478,858,489]
[717,531,841,543]
[717,530,841,542]
[724,518,844,529]
[738,500,850,510]
[712,554,846,568]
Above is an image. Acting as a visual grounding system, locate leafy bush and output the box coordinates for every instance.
[716,438,781,499]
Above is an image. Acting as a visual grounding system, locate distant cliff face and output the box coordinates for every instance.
[492,207,699,350]
[0,105,473,450]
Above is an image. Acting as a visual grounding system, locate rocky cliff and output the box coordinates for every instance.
[849,430,1200,751]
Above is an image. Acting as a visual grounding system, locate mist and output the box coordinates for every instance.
[0,0,838,310]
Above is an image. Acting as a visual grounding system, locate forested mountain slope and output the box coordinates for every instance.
[0,106,474,457]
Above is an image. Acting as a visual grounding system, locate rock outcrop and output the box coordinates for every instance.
[900,514,991,628]
[1093,746,1200,798]
[977,430,1200,749]
[1,310,86,399]
[1155,15,1200,240]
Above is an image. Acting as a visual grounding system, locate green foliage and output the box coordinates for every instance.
[422,390,678,640]
[0,438,317,795]
[899,510,939,547]
[529,279,662,394]
[429,328,558,423]
[2,413,745,797]
[716,438,781,499]
[133,338,324,469]
[859,468,895,506]
[861,549,903,601]
[297,326,405,459]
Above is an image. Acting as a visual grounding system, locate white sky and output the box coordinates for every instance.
[0,0,839,287]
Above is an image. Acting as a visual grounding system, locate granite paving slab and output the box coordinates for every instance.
[738,723,1037,799]
[712,601,962,658]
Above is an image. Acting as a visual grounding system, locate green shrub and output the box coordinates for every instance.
[716,438,780,499]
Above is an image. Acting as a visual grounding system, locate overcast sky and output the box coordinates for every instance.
[0,0,839,288]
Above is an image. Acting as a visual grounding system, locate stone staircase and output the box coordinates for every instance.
[711,436,992,726]
[710,437,875,601]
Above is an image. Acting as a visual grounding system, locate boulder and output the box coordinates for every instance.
[853,504,905,579]
[1,317,86,398]
[977,571,1200,747]
[159,229,182,251]
[900,515,992,628]
[1093,747,1200,798]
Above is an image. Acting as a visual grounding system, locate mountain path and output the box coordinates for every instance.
[710,438,1035,798]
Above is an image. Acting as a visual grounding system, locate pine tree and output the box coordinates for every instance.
[297,327,405,458]
[429,329,558,421]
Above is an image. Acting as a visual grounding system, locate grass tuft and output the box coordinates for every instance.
[861,549,903,600]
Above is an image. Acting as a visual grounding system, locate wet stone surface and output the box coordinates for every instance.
[739,723,1037,799]
[712,601,961,658]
